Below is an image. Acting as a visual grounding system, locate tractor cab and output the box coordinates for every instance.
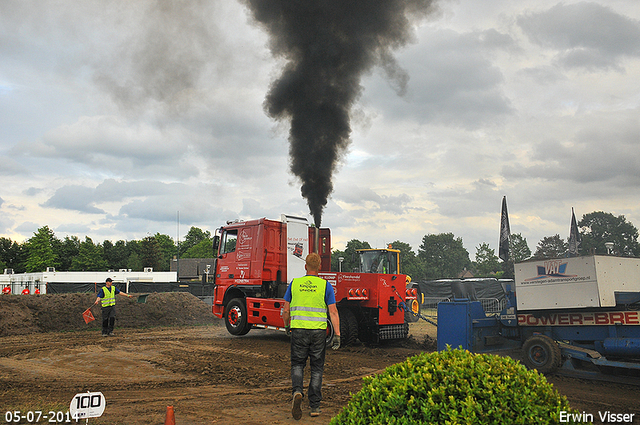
[356,247,420,322]
[356,247,400,274]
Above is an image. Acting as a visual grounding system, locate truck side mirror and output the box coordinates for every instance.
[212,235,220,253]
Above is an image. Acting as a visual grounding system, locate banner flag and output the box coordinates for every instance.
[499,196,510,262]
[568,207,582,257]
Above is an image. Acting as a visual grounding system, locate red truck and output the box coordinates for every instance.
[211,215,416,345]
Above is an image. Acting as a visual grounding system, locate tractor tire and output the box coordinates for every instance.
[224,298,251,336]
[405,299,420,323]
[338,307,359,346]
[522,335,562,373]
[357,319,376,345]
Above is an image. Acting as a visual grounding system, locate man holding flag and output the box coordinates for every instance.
[94,278,133,336]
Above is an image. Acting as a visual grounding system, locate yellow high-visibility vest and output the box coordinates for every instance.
[101,286,116,307]
[289,275,328,330]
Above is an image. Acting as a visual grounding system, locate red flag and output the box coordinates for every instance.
[82,308,95,324]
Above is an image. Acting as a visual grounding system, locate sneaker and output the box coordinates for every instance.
[291,392,303,420]
[310,407,321,417]
[101,333,108,337]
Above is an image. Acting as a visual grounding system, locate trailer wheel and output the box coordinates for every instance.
[523,335,561,373]
[224,298,251,336]
[338,308,359,347]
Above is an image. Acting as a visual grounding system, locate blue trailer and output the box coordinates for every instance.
[437,255,640,376]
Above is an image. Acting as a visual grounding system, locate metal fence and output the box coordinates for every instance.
[419,296,506,322]
[421,297,451,311]
[479,297,507,314]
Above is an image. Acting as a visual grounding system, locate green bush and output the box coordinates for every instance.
[330,348,587,425]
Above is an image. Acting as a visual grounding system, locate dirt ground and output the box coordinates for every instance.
[1,294,639,424]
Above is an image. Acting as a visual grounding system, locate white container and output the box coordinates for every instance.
[515,255,640,311]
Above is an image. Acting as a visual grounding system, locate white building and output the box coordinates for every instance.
[1,268,177,295]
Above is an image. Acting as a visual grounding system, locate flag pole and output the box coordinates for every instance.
[499,196,510,262]
[568,207,581,257]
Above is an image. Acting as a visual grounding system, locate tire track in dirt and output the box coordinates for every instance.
[3,323,640,425]
[160,339,273,359]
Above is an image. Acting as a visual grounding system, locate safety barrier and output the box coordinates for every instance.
[479,297,507,314]
[418,297,506,320]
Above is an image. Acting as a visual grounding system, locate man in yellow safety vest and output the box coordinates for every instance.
[94,278,133,336]
[282,253,340,420]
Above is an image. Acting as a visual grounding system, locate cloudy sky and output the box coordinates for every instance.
[1,0,639,259]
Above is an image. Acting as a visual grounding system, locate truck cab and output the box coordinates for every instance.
[210,215,411,345]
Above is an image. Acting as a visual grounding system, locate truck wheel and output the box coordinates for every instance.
[224,298,251,336]
[338,308,359,347]
[522,335,561,373]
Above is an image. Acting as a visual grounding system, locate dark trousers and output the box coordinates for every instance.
[101,306,116,335]
[290,328,326,408]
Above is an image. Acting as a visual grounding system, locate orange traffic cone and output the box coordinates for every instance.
[164,406,175,425]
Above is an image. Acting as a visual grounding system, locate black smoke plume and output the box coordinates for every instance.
[241,0,435,227]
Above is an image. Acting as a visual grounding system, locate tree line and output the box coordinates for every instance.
[0,226,216,274]
[331,211,640,281]
[1,211,637,279]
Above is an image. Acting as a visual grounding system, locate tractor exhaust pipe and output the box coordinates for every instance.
[314,227,320,254]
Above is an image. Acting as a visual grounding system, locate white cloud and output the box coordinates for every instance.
[41,185,105,214]
[518,2,640,71]
[363,27,515,130]
[0,156,29,176]
[502,109,640,186]
[39,179,231,224]
[334,184,413,216]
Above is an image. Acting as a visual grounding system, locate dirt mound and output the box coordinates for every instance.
[0,292,217,336]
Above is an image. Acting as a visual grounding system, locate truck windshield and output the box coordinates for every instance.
[359,251,398,274]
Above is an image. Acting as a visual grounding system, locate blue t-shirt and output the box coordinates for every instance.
[284,275,336,305]
[97,286,121,298]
